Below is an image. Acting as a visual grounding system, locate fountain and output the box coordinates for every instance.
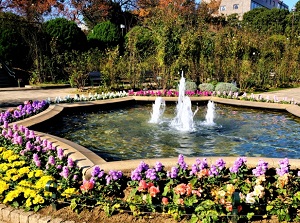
[203,101,215,126]
[170,73,198,131]
[149,97,166,124]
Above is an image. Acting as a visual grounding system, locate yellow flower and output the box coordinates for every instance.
[35,175,55,190]
[3,188,22,203]
[33,194,44,204]
[12,161,26,168]
[0,163,11,172]
[28,171,34,178]
[226,184,235,195]
[253,185,264,198]
[0,180,10,195]
[7,154,20,163]
[61,188,79,198]
[25,198,32,208]
[2,150,15,160]
[18,167,30,176]
[34,170,44,178]
[11,175,20,181]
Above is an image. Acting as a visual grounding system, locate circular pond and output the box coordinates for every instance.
[47,103,300,161]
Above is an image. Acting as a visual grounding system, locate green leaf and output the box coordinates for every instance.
[190,214,199,223]
[247,212,255,220]
[184,195,198,206]
[266,205,273,211]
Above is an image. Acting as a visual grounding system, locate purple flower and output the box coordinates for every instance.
[57,148,64,160]
[229,157,247,173]
[178,154,188,170]
[146,168,157,180]
[252,160,268,176]
[131,169,142,181]
[60,166,69,179]
[209,164,219,176]
[3,121,8,129]
[47,156,56,165]
[155,162,163,172]
[276,158,290,176]
[91,166,101,177]
[167,167,179,179]
[108,170,123,180]
[215,158,226,170]
[67,158,74,167]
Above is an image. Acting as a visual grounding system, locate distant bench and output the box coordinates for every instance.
[88,71,102,86]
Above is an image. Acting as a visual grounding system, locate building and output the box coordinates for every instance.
[204,0,289,19]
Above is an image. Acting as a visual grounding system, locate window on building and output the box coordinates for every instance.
[220,5,226,11]
[233,4,239,9]
[273,1,275,6]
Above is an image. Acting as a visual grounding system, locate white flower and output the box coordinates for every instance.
[246,192,255,204]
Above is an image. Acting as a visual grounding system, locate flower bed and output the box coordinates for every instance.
[0,100,49,126]
[1,123,300,222]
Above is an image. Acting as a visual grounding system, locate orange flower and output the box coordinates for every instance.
[197,169,209,178]
[177,198,184,205]
[162,197,169,205]
[174,183,187,195]
[80,180,94,191]
[148,186,160,197]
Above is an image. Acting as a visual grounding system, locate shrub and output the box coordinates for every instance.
[198,83,215,92]
[185,81,197,91]
[215,82,239,94]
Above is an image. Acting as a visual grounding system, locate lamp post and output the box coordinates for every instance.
[120,24,125,36]
[292,6,296,43]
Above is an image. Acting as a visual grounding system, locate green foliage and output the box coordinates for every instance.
[185,80,197,91]
[44,18,87,52]
[215,82,239,94]
[0,12,29,68]
[243,8,289,35]
[198,83,215,92]
[88,21,120,49]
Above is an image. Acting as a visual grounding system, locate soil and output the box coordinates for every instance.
[38,205,188,223]
[37,205,281,223]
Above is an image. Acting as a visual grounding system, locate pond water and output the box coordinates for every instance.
[47,103,300,161]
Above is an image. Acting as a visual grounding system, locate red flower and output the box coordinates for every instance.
[80,180,94,191]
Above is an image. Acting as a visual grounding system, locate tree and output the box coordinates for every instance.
[44,18,87,52]
[0,0,62,22]
[0,12,29,69]
[87,21,121,49]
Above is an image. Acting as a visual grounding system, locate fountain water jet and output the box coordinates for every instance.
[203,101,215,126]
[170,73,198,131]
[149,97,166,124]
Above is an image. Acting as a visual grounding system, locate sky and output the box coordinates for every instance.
[285,0,298,9]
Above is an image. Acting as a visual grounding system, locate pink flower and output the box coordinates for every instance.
[80,180,94,192]
[162,197,169,205]
[148,186,160,197]
[138,180,148,192]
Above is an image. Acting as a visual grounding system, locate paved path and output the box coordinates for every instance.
[0,87,78,111]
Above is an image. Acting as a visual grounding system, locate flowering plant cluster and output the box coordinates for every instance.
[49,91,128,104]
[215,91,298,105]
[0,123,82,211]
[0,100,49,126]
[128,89,212,97]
